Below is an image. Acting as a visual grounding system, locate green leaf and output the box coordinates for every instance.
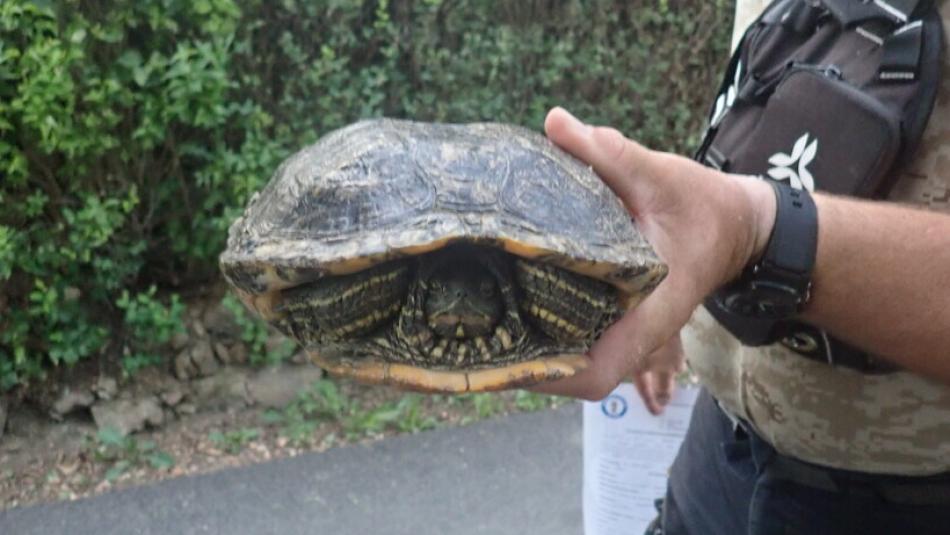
[117,50,142,69]
[105,461,131,482]
[147,451,175,470]
[69,28,86,44]
[261,409,285,425]
[96,427,126,448]
[132,67,148,87]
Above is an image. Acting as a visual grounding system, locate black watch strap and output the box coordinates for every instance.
[754,180,818,313]
[705,180,818,346]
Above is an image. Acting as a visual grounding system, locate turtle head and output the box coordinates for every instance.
[424,261,502,339]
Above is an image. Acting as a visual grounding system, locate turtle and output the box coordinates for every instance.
[219,119,667,393]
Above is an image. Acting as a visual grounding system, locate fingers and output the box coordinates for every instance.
[631,372,656,414]
[632,370,675,416]
[631,335,681,415]
[544,107,655,212]
[650,370,675,408]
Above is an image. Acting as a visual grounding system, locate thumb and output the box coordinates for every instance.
[544,107,657,213]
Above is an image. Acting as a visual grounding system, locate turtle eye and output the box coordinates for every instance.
[480,281,495,297]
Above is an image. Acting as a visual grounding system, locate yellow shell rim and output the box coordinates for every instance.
[307,351,589,393]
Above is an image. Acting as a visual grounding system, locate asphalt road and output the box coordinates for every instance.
[1,404,584,535]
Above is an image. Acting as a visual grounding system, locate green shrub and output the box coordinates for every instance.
[0,0,733,389]
[116,286,185,375]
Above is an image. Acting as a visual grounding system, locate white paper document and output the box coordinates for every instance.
[583,383,699,535]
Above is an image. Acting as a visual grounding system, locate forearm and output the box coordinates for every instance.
[799,194,950,379]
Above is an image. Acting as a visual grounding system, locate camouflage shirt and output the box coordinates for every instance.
[684,0,950,476]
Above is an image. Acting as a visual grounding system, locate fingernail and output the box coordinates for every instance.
[656,393,670,406]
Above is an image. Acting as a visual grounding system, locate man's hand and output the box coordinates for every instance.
[532,107,777,401]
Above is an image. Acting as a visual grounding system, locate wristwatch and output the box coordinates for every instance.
[705,179,819,346]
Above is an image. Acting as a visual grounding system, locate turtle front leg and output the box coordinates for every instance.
[274,260,412,346]
[514,258,622,343]
[391,277,436,364]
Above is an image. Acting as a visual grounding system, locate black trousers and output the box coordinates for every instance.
[661,389,950,535]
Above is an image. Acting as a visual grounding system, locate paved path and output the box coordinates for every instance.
[1,404,583,535]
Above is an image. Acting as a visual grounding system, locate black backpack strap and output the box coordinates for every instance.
[784,0,825,33]
[820,0,920,25]
[694,33,747,164]
[889,2,943,168]
[880,20,925,80]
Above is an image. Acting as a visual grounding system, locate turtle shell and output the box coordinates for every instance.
[220,119,667,392]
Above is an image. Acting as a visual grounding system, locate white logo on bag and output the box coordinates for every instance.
[711,61,742,127]
[767,133,818,191]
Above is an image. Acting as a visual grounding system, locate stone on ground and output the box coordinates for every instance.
[50,389,95,420]
[246,366,325,409]
[91,397,164,436]
[192,368,252,410]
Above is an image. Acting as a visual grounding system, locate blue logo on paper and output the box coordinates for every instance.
[601,394,627,419]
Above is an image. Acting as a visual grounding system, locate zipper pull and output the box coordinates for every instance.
[788,61,844,80]
[823,65,843,79]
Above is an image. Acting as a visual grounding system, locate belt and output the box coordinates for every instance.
[768,454,950,506]
[716,400,950,506]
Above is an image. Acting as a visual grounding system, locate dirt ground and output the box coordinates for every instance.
[0,376,565,510]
